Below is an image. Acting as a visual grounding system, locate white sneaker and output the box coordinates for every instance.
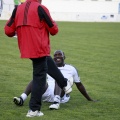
[64,77,73,94]
[60,94,70,103]
[26,110,44,117]
[49,103,60,110]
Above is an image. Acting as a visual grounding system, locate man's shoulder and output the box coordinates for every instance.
[38,4,48,10]
[65,64,78,72]
[65,64,75,68]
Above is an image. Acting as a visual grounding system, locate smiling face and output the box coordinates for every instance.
[53,50,65,67]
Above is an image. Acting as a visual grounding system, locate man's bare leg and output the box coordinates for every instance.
[13,80,48,106]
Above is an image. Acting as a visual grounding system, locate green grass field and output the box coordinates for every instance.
[0,20,120,120]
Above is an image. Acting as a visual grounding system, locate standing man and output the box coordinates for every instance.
[4,0,72,117]
[14,0,19,8]
[20,0,26,4]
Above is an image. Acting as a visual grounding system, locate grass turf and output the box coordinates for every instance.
[0,20,120,120]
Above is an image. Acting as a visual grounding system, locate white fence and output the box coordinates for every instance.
[0,0,120,22]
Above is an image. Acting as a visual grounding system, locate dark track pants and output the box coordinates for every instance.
[29,57,47,111]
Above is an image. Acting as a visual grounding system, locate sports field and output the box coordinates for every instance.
[0,20,120,120]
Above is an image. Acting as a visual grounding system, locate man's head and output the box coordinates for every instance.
[53,50,65,67]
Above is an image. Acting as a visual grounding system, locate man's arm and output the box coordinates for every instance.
[75,82,97,102]
[38,5,58,36]
[4,7,17,37]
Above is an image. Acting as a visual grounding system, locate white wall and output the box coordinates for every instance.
[0,0,14,20]
[42,0,120,22]
[1,0,120,22]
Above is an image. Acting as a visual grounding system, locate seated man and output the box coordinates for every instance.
[14,50,96,109]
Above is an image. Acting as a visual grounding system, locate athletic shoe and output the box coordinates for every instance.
[26,110,44,117]
[61,94,70,103]
[64,77,73,94]
[13,97,24,106]
[49,103,60,110]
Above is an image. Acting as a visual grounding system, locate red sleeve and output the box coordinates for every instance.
[45,20,58,36]
[4,18,16,37]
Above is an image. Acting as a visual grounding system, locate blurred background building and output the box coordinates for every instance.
[0,0,120,22]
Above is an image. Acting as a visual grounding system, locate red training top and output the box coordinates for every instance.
[4,0,58,58]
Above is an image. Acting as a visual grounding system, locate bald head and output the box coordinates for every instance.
[53,50,65,67]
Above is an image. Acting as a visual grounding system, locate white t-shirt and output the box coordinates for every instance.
[42,64,81,103]
[58,64,81,83]
[47,64,81,83]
